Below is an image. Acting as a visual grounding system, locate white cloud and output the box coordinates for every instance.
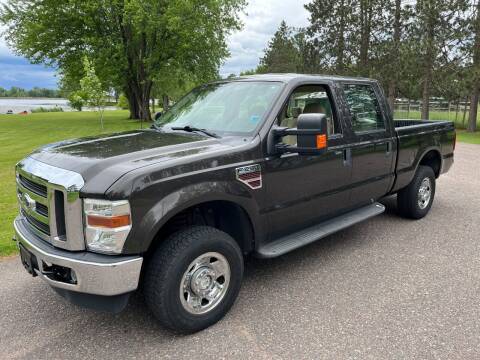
[220,0,310,76]
[0,0,311,87]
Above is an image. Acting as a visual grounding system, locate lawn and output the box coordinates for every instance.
[0,110,141,256]
[0,110,478,256]
[393,109,480,129]
[394,110,480,144]
[456,130,480,144]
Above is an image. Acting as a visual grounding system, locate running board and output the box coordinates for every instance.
[255,202,385,258]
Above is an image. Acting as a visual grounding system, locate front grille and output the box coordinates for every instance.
[21,209,51,235]
[19,174,48,197]
[17,157,85,251]
[36,202,48,217]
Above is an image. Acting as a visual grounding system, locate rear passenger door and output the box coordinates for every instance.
[341,83,396,206]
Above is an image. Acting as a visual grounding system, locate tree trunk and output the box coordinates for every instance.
[467,0,480,132]
[99,108,104,130]
[420,0,436,121]
[421,78,431,120]
[455,99,459,123]
[462,97,468,127]
[336,0,346,73]
[151,97,155,113]
[162,95,169,111]
[124,79,152,121]
[359,0,373,76]
[468,86,479,132]
[387,0,401,112]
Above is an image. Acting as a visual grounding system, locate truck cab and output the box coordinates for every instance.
[14,74,455,333]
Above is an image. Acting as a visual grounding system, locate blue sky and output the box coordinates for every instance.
[0,0,309,90]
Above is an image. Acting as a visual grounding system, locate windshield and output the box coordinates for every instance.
[156,81,283,136]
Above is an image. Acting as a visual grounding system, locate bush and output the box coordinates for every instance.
[31,106,64,113]
[117,94,129,110]
[68,93,85,111]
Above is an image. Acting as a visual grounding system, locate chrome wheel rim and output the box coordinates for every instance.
[180,252,230,315]
[418,177,432,209]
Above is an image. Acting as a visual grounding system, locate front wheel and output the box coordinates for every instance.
[144,226,244,333]
[397,165,436,219]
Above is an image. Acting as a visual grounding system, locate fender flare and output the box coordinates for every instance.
[129,181,264,254]
[414,146,443,177]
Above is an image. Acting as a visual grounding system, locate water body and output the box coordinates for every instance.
[0,98,71,113]
[0,98,118,114]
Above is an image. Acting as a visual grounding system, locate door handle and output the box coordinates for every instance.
[386,141,392,156]
[343,148,352,167]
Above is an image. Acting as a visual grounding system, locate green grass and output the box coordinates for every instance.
[456,130,480,144]
[394,110,480,143]
[0,110,141,256]
[394,110,479,129]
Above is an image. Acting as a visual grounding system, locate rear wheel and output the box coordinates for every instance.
[144,226,244,333]
[397,165,436,219]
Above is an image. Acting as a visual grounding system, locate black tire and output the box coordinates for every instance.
[397,165,436,219]
[144,226,243,333]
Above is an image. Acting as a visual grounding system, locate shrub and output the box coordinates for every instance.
[117,94,129,110]
[31,106,64,113]
[68,93,85,111]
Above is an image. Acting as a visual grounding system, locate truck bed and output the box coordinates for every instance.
[391,119,455,194]
[394,119,453,131]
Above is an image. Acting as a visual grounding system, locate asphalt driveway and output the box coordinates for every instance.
[1,142,479,359]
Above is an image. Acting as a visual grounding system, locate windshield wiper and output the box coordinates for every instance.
[151,123,162,131]
[171,126,220,138]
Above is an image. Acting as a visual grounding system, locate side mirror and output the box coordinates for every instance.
[273,113,328,155]
[154,112,162,120]
[297,113,328,151]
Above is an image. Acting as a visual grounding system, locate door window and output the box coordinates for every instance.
[343,84,385,133]
[277,85,340,145]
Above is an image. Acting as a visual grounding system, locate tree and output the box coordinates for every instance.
[386,0,404,109]
[76,57,108,128]
[467,0,480,132]
[410,0,468,119]
[259,21,300,73]
[68,93,85,112]
[305,0,357,73]
[0,0,245,121]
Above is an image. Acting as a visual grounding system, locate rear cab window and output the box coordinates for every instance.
[342,84,385,133]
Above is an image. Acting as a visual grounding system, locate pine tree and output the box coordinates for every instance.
[259,21,299,73]
[305,0,356,73]
[467,0,480,132]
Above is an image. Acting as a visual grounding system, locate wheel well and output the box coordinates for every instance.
[150,201,255,255]
[419,150,441,178]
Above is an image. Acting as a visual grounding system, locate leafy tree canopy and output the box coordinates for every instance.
[0,0,246,120]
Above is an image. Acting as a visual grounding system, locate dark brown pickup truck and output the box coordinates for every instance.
[14,74,455,333]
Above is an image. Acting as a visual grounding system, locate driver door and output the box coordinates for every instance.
[262,84,353,241]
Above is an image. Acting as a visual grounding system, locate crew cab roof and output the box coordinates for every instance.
[234,73,376,84]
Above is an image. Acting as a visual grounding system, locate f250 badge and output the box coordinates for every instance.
[235,164,262,190]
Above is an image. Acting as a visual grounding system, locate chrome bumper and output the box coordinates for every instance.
[14,217,143,296]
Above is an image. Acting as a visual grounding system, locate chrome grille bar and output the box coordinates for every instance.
[16,157,86,251]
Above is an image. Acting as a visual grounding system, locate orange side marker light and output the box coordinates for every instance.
[316,134,327,149]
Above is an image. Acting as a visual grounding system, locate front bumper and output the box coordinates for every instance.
[14,216,143,297]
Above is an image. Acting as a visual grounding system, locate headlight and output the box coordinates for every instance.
[83,199,132,254]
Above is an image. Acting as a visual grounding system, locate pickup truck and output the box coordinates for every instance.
[13,74,455,333]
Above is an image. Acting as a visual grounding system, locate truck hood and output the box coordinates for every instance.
[30,129,234,194]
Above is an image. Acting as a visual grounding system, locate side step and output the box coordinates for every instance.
[255,202,385,258]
